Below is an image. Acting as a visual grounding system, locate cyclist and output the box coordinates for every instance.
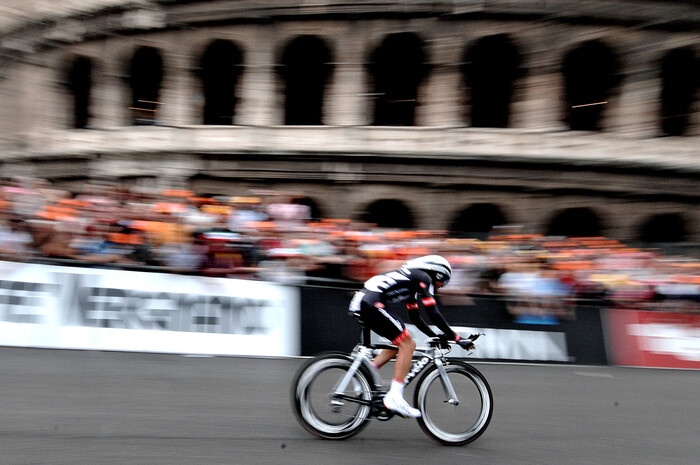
[349,255,475,418]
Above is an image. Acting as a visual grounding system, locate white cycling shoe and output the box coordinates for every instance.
[383,391,421,418]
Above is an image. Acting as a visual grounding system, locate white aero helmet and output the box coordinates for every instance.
[403,255,452,284]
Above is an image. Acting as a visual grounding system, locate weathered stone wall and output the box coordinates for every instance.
[0,0,698,241]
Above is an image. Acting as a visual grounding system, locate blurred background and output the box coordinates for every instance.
[0,0,698,366]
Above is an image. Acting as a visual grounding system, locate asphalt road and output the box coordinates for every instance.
[1,347,698,465]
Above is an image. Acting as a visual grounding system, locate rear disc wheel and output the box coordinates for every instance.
[291,354,373,439]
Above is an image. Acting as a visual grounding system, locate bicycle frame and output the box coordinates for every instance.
[332,340,460,407]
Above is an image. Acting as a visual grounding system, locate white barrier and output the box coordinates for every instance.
[0,261,300,357]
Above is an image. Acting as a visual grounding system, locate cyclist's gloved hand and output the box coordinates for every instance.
[455,334,475,351]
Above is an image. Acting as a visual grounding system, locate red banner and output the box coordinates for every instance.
[605,309,700,369]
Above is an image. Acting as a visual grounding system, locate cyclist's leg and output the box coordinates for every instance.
[359,297,420,418]
[373,333,416,372]
[356,294,405,369]
[357,294,405,347]
[383,329,420,417]
[372,348,397,369]
[392,329,416,382]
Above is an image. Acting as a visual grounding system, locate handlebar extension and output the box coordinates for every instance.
[427,332,485,349]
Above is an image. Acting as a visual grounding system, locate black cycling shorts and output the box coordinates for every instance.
[349,290,407,344]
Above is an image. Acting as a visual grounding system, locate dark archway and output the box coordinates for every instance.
[562,40,621,131]
[369,32,429,126]
[292,196,324,221]
[462,34,523,128]
[546,207,603,238]
[639,213,687,243]
[66,55,93,129]
[660,47,699,136]
[197,39,244,125]
[127,46,164,125]
[450,203,507,238]
[280,35,333,125]
[362,199,415,229]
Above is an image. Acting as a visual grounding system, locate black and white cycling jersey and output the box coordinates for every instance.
[349,265,456,344]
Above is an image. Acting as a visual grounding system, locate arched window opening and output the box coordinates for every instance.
[280,35,333,125]
[546,207,603,238]
[66,56,93,129]
[660,47,699,136]
[462,34,523,128]
[362,199,415,229]
[450,203,507,239]
[128,46,164,125]
[369,32,428,126]
[197,39,244,125]
[292,196,324,221]
[562,40,620,131]
[639,213,687,243]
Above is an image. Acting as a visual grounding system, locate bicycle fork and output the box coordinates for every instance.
[434,358,460,406]
[405,350,460,407]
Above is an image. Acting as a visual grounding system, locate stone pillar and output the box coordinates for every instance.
[92,38,129,127]
[157,37,194,126]
[44,52,71,131]
[605,31,661,136]
[325,24,368,126]
[236,26,281,125]
[417,23,464,127]
[21,61,43,135]
[419,63,464,127]
[515,25,568,131]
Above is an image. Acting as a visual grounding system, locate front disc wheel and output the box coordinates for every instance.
[414,361,493,445]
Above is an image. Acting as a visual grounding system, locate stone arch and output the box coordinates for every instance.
[280,35,333,125]
[127,46,164,125]
[368,32,429,126]
[638,213,687,243]
[546,207,604,238]
[362,199,415,229]
[562,39,621,131]
[197,39,244,125]
[449,203,508,238]
[660,46,699,136]
[65,55,93,129]
[462,34,523,128]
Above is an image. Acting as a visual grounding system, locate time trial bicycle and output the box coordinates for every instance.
[291,325,493,446]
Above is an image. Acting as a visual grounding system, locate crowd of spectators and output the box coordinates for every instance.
[1,177,699,321]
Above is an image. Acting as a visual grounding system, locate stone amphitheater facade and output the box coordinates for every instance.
[0,0,698,242]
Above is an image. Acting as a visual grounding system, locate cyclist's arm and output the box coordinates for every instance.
[416,280,459,341]
[422,290,476,349]
[419,296,456,341]
[408,270,460,342]
[407,302,438,338]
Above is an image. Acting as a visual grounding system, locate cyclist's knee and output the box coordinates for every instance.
[398,334,416,352]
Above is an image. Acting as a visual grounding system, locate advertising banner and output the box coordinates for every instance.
[0,261,300,356]
[604,308,700,369]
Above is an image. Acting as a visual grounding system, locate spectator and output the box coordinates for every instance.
[2,176,700,316]
[0,217,34,260]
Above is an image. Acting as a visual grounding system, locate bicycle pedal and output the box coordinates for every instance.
[371,397,394,421]
[376,407,394,421]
